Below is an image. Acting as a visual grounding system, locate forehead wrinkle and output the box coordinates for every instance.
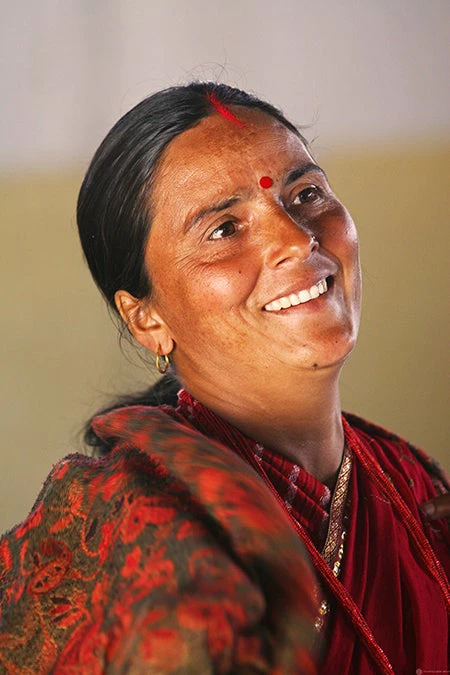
[156,111,301,189]
[152,164,245,237]
[150,111,313,233]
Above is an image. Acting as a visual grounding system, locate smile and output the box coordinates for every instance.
[264,278,329,312]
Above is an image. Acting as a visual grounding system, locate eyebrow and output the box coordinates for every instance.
[184,197,241,233]
[184,163,327,233]
[285,163,327,185]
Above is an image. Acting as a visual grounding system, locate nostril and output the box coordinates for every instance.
[264,215,319,268]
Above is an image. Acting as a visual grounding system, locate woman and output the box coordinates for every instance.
[0,83,448,674]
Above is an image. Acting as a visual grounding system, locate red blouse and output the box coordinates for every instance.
[176,388,450,674]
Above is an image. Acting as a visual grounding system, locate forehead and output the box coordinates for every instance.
[151,109,312,214]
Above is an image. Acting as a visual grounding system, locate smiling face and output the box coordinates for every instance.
[136,107,361,397]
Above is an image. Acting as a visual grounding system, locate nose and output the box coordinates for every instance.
[261,206,319,268]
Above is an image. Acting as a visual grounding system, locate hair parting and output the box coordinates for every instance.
[206,90,245,126]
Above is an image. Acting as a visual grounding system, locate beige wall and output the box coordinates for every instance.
[3,1,450,171]
[1,142,448,532]
[327,144,449,455]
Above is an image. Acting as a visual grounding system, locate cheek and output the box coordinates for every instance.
[341,210,359,253]
[343,228,360,266]
[180,273,254,336]
[174,244,257,304]
[192,263,251,303]
[151,255,255,333]
[323,209,359,266]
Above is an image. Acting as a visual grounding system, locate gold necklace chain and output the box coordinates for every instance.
[314,446,353,632]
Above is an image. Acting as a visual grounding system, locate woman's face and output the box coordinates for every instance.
[144,108,361,388]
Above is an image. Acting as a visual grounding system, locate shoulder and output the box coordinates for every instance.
[344,411,449,500]
[0,443,184,598]
[0,405,319,673]
[92,403,279,488]
[0,404,315,595]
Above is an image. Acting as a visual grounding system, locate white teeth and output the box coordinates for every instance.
[264,277,329,312]
[317,279,328,294]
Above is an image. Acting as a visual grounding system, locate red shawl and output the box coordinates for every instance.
[0,398,448,673]
[175,390,450,674]
[0,407,320,674]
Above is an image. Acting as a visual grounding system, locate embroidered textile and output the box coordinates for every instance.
[0,407,319,674]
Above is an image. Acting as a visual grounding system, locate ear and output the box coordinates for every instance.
[114,290,174,356]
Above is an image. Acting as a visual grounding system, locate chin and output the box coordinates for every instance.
[300,328,359,371]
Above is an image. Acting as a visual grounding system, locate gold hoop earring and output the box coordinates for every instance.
[155,348,170,375]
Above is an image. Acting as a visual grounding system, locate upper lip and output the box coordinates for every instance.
[262,272,335,309]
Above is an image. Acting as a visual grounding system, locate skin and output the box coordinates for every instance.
[116,108,361,485]
[420,493,450,520]
[114,106,448,513]
[115,108,450,513]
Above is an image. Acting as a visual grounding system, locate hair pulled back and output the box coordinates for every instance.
[77,82,304,453]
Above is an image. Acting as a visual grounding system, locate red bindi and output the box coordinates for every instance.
[259,176,273,189]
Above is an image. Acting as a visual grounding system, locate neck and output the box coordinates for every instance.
[180,365,345,486]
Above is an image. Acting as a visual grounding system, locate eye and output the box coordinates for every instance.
[209,221,237,240]
[291,185,322,205]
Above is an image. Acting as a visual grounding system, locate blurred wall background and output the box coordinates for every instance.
[1,0,449,532]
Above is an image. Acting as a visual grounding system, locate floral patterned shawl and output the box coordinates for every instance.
[0,407,320,674]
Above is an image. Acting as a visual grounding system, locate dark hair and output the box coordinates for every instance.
[77,82,305,453]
